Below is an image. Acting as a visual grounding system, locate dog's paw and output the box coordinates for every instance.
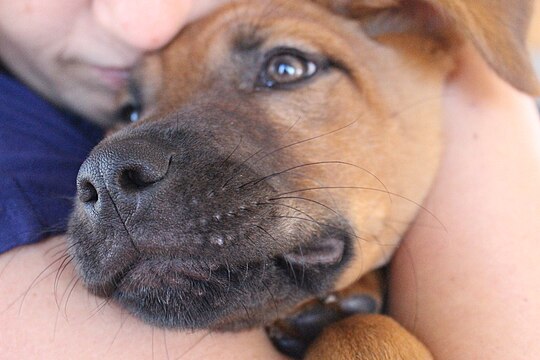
[267,271,383,359]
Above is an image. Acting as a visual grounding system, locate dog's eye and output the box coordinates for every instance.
[117,92,144,123]
[258,49,320,89]
[119,102,142,122]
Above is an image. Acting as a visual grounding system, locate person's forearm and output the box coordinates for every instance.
[0,236,286,360]
[388,46,540,359]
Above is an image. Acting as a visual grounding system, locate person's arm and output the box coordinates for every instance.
[388,44,540,359]
[0,235,286,359]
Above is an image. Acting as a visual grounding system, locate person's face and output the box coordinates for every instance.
[0,0,228,125]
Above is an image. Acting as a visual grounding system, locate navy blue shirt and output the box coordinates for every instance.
[0,73,103,254]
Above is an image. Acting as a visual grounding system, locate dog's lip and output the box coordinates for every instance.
[89,258,238,297]
[86,233,347,299]
[87,64,132,90]
[126,258,220,281]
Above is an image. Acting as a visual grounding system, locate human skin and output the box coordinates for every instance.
[0,0,229,124]
[0,237,286,359]
[389,44,540,359]
[1,1,540,359]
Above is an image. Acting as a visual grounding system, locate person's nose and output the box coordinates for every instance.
[91,0,193,51]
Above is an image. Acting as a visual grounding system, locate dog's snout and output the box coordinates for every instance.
[76,138,173,212]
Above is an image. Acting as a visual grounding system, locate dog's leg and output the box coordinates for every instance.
[305,314,433,360]
[268,271,385,359]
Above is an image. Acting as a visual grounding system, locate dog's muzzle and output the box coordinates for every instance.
[68,118,352,330]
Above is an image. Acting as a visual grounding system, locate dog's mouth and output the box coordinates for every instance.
[93,234,347,297]
[79,229,350,330]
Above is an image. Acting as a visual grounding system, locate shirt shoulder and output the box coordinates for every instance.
[0,74,103,253]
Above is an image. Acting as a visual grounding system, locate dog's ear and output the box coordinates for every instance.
[314,0,540,95]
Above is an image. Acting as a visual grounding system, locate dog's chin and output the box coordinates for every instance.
[79,229,352,331]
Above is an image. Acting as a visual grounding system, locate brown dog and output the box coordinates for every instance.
[67,0,539,359]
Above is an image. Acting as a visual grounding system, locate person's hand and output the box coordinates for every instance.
[388,43,540,359]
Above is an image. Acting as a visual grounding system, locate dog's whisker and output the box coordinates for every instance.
[269,215,371,248]
[216,135,244,173]
[285,257,299,287]
[13,252,71,315]
[226,260,232,293]
[220,148,264,189]
[61,274,82,320]
[238,300,253,324]
[257,197,349,238]
[243,262,250,282]
[220,114,304,189]
[244,234,272,281]
[267,195,342,218]
[270,170,344,211]
[273,186,447,232]
[2,241,74,316]
[254,224,278,243]
[43,240,70,256]
[238,160,389,197]
[174,331,212,360]
[262,203,318,224]
[227,117,361,190]
[386,94,444,122]
[151,327,156,360]
[52,236,110,306]
[298,243,306,287]
[86,296,112,321]
[163,329,171,360]
[104,308,130,354]
[54,254,75,307]
[206,262,213,282]
[261,279,280,320]
[249,119,359,167]
[50,246,71,260]
[252,224,304,285]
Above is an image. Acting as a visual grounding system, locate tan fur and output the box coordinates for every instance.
[306,314,433,359]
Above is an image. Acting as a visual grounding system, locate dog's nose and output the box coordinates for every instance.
[76,138,173,214]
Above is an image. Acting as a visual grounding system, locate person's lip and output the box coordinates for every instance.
[90,65,132,89]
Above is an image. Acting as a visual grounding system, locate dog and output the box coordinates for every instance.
[67,0,539,358]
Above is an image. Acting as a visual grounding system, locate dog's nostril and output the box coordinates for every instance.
[79,180,99,204]
[119,167,159,191]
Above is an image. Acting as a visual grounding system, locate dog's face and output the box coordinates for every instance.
[67,0,538,331]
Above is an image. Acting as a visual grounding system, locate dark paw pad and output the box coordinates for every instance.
[267,323,309,359]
